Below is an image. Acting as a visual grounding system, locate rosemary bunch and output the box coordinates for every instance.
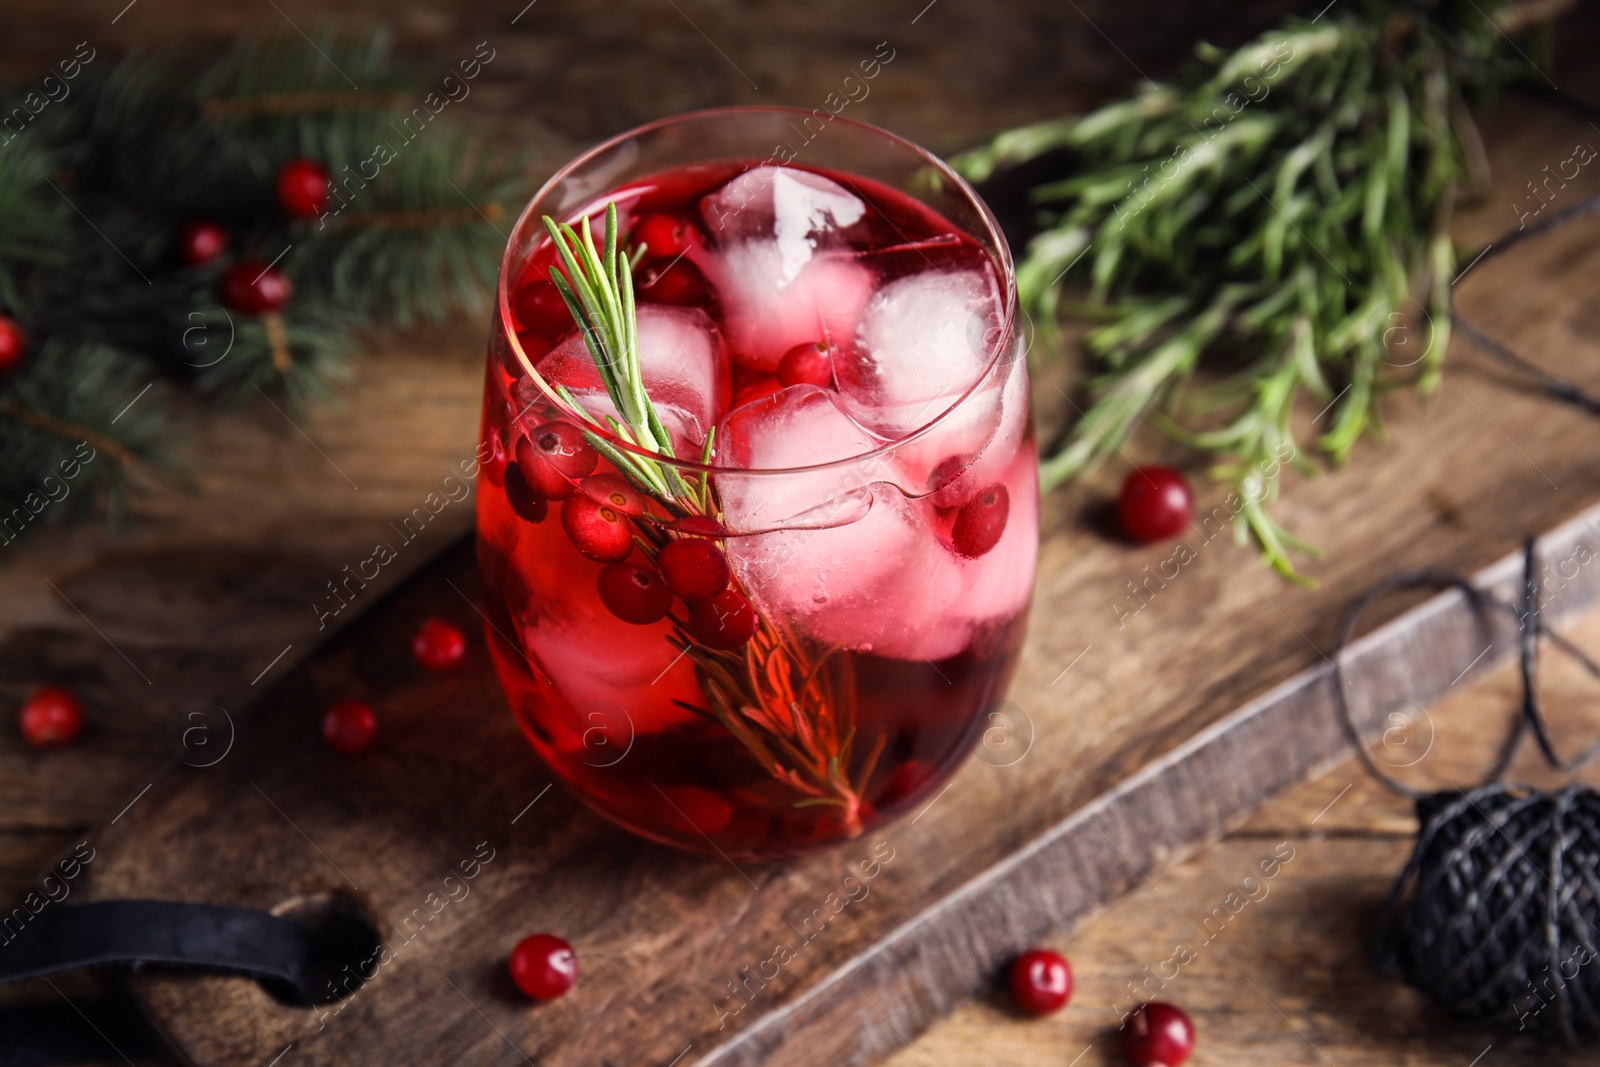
[953,0,1530,581]
[536,205,877,834]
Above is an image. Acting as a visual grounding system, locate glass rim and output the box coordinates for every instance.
[496,104,1019,477]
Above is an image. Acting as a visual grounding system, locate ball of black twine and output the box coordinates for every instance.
[1333,540,1600,1047]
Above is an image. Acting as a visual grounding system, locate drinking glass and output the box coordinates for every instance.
[476,107,1036,860]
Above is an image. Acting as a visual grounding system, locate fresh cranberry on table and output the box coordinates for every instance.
[509,933,577,1000]
[1007,947,1074,1016]
[412,618,467,672]
[19,686,83,749]
[1117,466,1194,543]
[322,699,377,755]
[1121,1001,1195,1066]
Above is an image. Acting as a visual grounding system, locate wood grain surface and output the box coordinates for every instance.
[3,1,1600,1065]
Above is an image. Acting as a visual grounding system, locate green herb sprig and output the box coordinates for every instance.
[954,0,1534,582]
[536,202,877,832]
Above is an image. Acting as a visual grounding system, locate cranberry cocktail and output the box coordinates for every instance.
[477,109,1036,859]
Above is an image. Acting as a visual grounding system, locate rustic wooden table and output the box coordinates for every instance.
[5,2,1600,1065]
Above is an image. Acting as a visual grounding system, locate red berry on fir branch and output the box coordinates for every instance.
[687,588,758,650]
[515,422,598,500]
[951,483,1009,558]
[177,219,229,266]
[0,316,26,374]
[220,260,293,315]
[509,933,577,1000]
[1118,466,1194,543]
[1007,948,1073,1016]
[634,213,696,260]
[1121,1001,1195,1067]
[513,278,575,341]
[19,686,83,750]
[503,465,549,524]
[276,158,332,218]
[657,537,731,602]
[597,561,673,624]
[322,699,377,755]
[412,618,467,672]
[776,341,835,389]
[562,491,635,563]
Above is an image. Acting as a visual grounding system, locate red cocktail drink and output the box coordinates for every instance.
[477,109,1035,859]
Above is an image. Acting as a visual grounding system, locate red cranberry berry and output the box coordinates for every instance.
[19,686,82,749]
[951,483,1009,558]
[577,473,645,517]
[1118,466,1194,543]
[597,561,673,624]
[0,316,27,374]
[1122,1001,1195,1067]
[926,453,976,509]
[509,933,577,1000]
[220,260,293,315]
[687,588,759,650]
[638,258,710,307]
[513,278,574,340]
[515,422,598,500]
[412,618,467,672]
[1007,948,1073,1016]
[658,538,731,602]
[776,341,835,389]
[562,491,635,563]
[503,465,549,524]
[634,213,696,260]
[276,158,332,218]
[321,699,377,755]
[177,219,228,266]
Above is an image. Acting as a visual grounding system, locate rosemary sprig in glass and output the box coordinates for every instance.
[536,203,880,834]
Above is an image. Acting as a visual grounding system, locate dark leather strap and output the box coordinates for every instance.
[0,900,313,1004]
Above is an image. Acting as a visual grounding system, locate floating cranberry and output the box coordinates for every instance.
[177,219,228,266]
[1118,466,1193,543]
[503,465,549,524]
[776,341,835,389]
[276,158,332,218]
[597,561,673,624]
[0,316,26,374]
[731,378,783,409]
[412,618,467,672]
[658,538,731,602]
[634,213,697,260]
[513,277,574,340]
[1008,948,1073,1016]
[926,453,976,509]
[515,422,598,499]
[951,483,1009,558]
[220,260,293,315]
[510,933,577,1000]
[19,686,82,749]
[562,491,635,563]
[687,588,758,650]
[321,699,377,755]
[1122,1001,1195,1067]
[577,473,646,517]
[638,258,710,307]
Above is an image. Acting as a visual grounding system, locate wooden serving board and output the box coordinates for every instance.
[75,175,1600,1062]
